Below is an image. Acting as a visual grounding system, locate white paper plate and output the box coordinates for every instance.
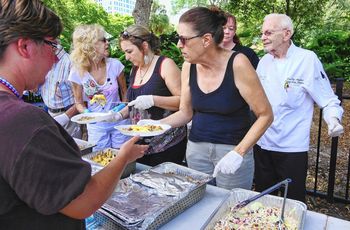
[115,124,171,137]
[71,112,110,124]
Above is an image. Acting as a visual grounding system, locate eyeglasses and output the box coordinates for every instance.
[175,34,202,45]
[261,29,287,37]
[120,31,144,41]
[43,39,63,56]
[99,37,108,43]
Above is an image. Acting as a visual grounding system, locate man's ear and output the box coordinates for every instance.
[284,29,293,41]
[16,38,31,58]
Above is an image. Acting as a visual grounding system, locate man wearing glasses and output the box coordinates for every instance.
[40,39,81,138]
[0,1,147,229]
[254,13,344,203]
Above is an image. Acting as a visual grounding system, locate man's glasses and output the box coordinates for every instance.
[99,37,108,43]
[175,34,202,45]
[43,39,63,56]
[261,29,287,37]
[120,31,144,41]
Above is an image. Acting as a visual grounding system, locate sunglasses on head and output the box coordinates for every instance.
[175,34,202,45]
[120,31,144,41]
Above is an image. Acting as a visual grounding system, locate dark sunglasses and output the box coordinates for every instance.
[120,31,144,41]
[175,34,202,45]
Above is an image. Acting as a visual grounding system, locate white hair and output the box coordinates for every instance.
[264,13,294,35]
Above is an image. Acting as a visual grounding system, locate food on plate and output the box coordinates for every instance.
[213,202,298,230]
[91,149,116,166]
[123,125,163,132]
[78,116,95,122]
[90,94,107,106]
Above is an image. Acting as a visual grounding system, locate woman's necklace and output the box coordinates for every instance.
[139,55,155,85]
[0,77,20,98]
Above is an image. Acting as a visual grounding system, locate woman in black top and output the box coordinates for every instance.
[221,12,260,69]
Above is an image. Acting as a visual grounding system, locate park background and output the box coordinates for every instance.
[41,0,350,221]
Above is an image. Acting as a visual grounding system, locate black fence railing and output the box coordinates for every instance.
[307,78,350,204]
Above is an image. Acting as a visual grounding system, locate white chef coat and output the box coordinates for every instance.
[257,42,343,152]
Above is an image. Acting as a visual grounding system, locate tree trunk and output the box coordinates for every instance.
[132,0,153,28]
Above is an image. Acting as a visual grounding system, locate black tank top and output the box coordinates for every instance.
[189,52,251,145]
[127,56,172,120]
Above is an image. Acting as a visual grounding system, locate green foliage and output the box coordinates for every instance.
[149,0,174,35]
[42,0,133,51]
[160,32,184,68]
[306,31,350,81]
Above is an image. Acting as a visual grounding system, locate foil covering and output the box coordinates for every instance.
[99,162,213,230]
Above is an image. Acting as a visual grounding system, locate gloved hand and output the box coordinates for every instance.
[105,111,123,122]
[326,117,344,137]
[213,150,243,177]
[128,95,154,110]
[137,119,161,126]
[54,113,70,126]
[83,108,91,113]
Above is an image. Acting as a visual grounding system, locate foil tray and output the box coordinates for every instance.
[202,188,307,230]
[95,162,213,230]
[82,148,136,179]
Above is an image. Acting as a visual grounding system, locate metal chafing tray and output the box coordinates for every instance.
[82,148,136,178]
[95,162,213,230]
[202,188,307,230]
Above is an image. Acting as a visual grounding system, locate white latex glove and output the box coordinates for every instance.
[105,111,123,122]
[326,117,344,137]
[54,113,70,126]
[213,150,243,177]
[137,119,161,126]
[128,95,154,110]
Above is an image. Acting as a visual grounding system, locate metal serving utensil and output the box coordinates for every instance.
[232,178,292,211]
[278,179,291,230]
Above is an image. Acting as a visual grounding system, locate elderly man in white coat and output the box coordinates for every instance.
[254,13,344,203]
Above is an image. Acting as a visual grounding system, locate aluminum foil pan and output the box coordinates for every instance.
[82,148,136,178]
[202,188,307,230]
[95,162,213,230]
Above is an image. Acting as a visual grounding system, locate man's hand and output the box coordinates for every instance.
[213,150,243,177]
[118,136,148,164]
[54,113,70,126]
[326,117,344,137]
[128,95,154,110]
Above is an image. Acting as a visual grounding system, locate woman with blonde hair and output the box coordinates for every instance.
[117,24,187,166]
[68,24,129,151]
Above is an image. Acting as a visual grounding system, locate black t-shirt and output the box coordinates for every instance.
[232,44,260,69]
[0,92,91,229]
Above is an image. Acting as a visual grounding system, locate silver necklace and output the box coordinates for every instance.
[139,55,154,84]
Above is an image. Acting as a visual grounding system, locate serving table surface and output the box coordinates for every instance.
[94,163,350,230]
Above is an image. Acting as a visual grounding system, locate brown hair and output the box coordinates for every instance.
[0,0,62,59]
[224,12,241,45]
[119,25,160,55]
[179,5,227,45]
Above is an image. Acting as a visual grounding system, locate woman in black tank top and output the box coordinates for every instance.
[117,25,187,166]
[158,6,273,190]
